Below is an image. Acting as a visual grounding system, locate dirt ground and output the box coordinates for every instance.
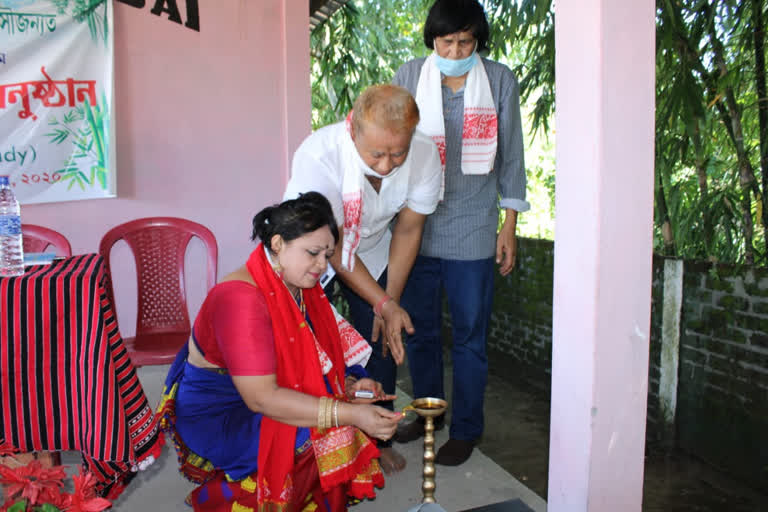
[395,346,768,511]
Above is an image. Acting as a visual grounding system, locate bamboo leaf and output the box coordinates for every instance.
[45,129,69,144]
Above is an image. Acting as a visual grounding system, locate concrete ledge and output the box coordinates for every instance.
[461,498,536,511]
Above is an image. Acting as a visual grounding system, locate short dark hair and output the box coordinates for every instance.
[251,192,339,250]
[423,0,490,52]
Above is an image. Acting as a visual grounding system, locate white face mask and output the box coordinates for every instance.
[357,154,403,180]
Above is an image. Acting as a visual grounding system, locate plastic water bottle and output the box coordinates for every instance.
[0,176,25,277]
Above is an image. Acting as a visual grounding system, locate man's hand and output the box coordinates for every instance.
[496,209,519,276]
[371,314,385,349]
[370,308,398,361]
[496,226,517,276]
[374,300,412,365]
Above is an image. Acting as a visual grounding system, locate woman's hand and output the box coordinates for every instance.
[345,377,396,403]
[372,300,412,365]
[350,404,403,441]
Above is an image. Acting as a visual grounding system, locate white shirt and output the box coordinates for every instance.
[284,121,442,280]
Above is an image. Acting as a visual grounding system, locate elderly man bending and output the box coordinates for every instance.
[284,84,442,474]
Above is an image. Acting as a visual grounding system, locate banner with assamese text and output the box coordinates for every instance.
[0,0,115,204]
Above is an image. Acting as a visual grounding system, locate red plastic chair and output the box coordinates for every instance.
[99,217,218,367]
[22,224,72,257]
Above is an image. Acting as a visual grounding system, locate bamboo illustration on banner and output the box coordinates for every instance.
[45,93,110,191]
[51,0,110,46]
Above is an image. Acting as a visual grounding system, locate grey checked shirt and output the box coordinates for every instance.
[393,57,530,261]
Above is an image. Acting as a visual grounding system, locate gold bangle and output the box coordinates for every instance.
[333,400,339,428]
[318,397,328,429]
[321,396,328,430]
[325,398,334,430]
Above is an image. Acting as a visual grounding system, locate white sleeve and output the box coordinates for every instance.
[284,145,344,227]
[406,137,442,215]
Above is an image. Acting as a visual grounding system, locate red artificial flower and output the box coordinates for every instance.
[63,470,111,512]
[46,487,72,510]
[0,460,67,506]
[0,440,19,457]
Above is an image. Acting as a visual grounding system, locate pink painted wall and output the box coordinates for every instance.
[19,0,311,335]
[548,0,655,510]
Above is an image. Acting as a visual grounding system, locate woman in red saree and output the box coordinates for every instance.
[158,192,402,511]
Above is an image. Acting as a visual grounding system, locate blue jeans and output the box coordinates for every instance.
[335,270,396,448]
[400,255,494,441]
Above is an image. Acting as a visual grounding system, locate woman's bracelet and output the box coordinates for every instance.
[317,396,327,429]
[373,294,392,318]
[318,397,342,430]
[325,397,333,430]
[333,400,340,428]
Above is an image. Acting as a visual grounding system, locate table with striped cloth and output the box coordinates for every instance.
[0,253,164,498]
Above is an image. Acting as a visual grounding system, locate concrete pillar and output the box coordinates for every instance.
[659,259,683,447]
[547,1,656,511]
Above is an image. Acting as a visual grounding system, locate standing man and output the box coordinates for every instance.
[393,0,530,466]
[284,84,443,474]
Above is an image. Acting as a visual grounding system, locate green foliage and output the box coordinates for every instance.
[517,119,555,239]
[654,0,768,265]
[7,502,26,512]
[329,281,351,319]
[4,500,62,512]
[310,0,433,128]
[501,0,554,136]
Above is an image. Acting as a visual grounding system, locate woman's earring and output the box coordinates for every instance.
[270,238,285,277]
[271,258,284,278]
